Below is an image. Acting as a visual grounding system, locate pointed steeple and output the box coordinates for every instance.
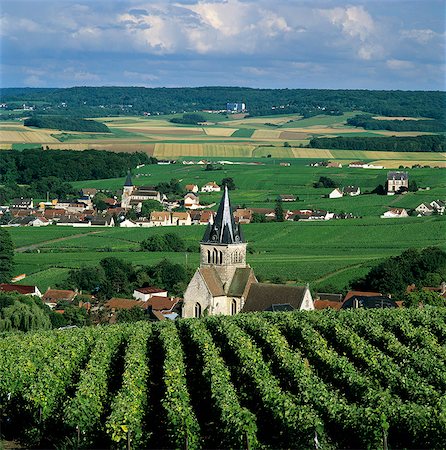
[202,185,244,244]
[124,172,133,187]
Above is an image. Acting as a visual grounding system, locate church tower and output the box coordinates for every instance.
[121,173,134,209]
[182,186,256,318]
[200,185,247,287]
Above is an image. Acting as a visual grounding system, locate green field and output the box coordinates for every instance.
[9,217,445,293]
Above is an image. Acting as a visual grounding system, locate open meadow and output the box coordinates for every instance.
[9,216,446,293]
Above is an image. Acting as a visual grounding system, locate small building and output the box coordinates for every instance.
[328,188,343,199]
[90,217,115,227]
[119,219,137,227]
[387,171,409,195]
[415,203,434,216]
[172,212,191,226]
[11,198,33,209]
[344,186,360,196]
[133,286,168,302]
[227,102,246,113]
[278,194,296,202]
[327,162,342,168]
[0,283,42,297]
[348,161,366,168]
[342,294,396,309]
[185,184,199,193]
[234,208,252,224]
[242,283,314,312]
[381,208,409,218]
[80,188,98,198]
[184,193,200,209]
[280,162,291,167]
[42,289,77,308]
[150,211,171,226]
[430,200,445,215]
[199,210,215,225]
[201,182,221,193]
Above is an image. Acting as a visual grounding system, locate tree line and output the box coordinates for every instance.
[0,149,155,202]
[308,135,445,152]
[24,115,111,133]
[347,114,446,132]
[1,86,444,119]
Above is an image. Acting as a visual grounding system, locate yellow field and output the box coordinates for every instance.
[203,128,237,137]
[46,143,155,154]
[371,159,446,168]
[372,116,430,121]
[225,115,301,126]
[292,148,334,158]
[252,129,283,139]
[0,129,59,143]
[328,150,446,161]
[154,143,255,158]
[372,131,435,137]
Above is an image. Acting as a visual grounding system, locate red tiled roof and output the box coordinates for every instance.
[145,296,178,311]
[105,298,144,310]
[314,300,343,310]
[42,289,77,302]
[136,286,167,294]
[344,290,382,301]
[0,284,37,295]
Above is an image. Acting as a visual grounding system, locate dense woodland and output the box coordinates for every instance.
[347,114,446,132]
[0,149,155,202]
[1,87,444,119]
[24,115,111,133]
[309,135,445,152]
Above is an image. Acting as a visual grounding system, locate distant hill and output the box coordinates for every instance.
[1,86,445,119]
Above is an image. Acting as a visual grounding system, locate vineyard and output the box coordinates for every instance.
[1,308,446,449]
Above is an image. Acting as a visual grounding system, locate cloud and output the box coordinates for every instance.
[401,28,442,44]
[386,59,415,70]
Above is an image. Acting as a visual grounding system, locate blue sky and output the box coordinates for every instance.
[1,0,445,89]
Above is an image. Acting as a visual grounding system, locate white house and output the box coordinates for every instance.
[430,200,445,215]
[31,217,50,227]
[184,193,200,209]
[201,182,221,193]
[0,283,42,297]
[150,211,172,226]
[133,286,168,302]
[119,219,137,227]
[172,212,192,226]
[415,203,434,216]
[329,188,343,199]
[344,186,361,196]
[381,208,409,218]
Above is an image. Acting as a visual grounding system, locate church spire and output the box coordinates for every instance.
[202,185,244,244]
[124,172,133,187]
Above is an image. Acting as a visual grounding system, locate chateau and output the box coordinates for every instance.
[182,186,257,318]
[182,186,315,318]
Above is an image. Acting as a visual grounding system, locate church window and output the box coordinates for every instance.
[195,303,202,318]
[219,251,223,264]
[231,299,237,315]
[207,250,211,263]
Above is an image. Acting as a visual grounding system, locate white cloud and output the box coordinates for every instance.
[401,28,442,44]
[386,59,414,70]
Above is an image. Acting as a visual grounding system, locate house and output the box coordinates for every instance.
[172,212,191,226]
[201,182,221,193]
[250,208,276,221]
[182,187,257,318]
[133,286,168,302]
[199,210,215,224]
[80,188,98,198]
[348,161,366,168]
[0,283,42,297]
[145,296,180,320]
[184,193,200,209]
[30,217,50,227]
[342,292,396,309]
[185,184,199,193]
[121,174,163,209]
[44,209,66,219]
[278,194,296,202]
[430,200,445,215]
[415,203,434,216]
[56,216,89,226]
[280,162,290,167]
[344,186,360,196]
[105,298,145,322]
[327,162,342,168]
[150,211,171,226]
[227,102,246,113]
[234,208,252,224]
[90,217,115,227]
[314,300,343,310]
[329,188,343,199]
[381,208,409,218]
[11,198,33,209]
[42,289,77,308]
[387,171,409,195]
[242,283,314,312]
[119,219,138,227]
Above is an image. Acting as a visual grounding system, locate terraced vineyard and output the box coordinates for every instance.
[1,308,445,449]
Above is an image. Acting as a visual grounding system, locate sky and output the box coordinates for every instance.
[1,0,445,90]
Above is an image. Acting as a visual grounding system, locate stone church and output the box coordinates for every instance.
[182,186,257,318]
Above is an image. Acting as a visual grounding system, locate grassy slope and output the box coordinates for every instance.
[10,217,445,292]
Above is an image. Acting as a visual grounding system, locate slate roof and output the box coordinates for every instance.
[202,186,244,244]
[199,267,225,297]
[387,171,408,180]
[227,267,255,297]
[243,283,308,312]
[342,296,397,309]
[344,186,360,194]
[124,173,133,187]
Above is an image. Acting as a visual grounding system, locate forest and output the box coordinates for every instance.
[24,115,111,133]
[0,149,155,202]
[347,114,446,132]
[1,86,445,119]
[308,134,446,152]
